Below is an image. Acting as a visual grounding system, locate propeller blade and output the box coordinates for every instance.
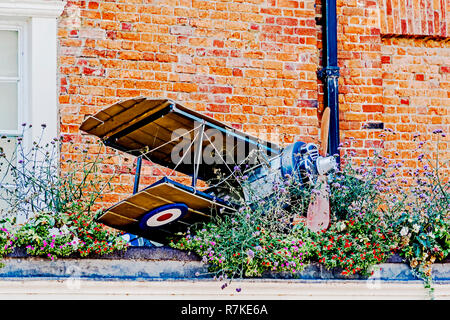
[320,107,331,156]
[306,175,330,232]
[306,108,332,232]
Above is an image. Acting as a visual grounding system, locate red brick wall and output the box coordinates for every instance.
[58,0,322,206]
[336,0,449,170]
[336,0,384,159]
[381,37,449,170]
[57,0,449,207]
[380,0,448,37]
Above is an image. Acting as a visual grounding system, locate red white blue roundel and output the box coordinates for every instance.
[139,203,188,230]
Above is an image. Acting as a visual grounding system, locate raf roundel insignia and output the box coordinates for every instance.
[139,203,188,230]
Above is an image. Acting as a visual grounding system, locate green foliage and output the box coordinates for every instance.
[0,126,128,262]
[66,202,128,257]
[170,129,449,293]
[13,205,127,260]
[0,218,15,266]
[172,213,312,279]
[14,212,80,260]
[387,130,449,289]
[311,214,396,276]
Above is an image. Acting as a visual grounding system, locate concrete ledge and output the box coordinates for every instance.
[0,247,450,281]
[0,247,449,299]
[1,247,449,282]
[0,279,449,299]
[1,247,207,280]
[7,246,200,261]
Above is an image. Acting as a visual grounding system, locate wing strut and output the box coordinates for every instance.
[192,121,205,188]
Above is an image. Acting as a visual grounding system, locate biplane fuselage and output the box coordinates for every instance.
[80,98,336,244]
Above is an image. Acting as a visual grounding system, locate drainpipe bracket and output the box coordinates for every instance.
[317,66,340,80]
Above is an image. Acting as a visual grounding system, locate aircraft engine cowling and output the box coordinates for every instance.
[243,141,337,202]
[280,141,337,184]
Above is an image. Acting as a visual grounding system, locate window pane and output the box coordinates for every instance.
[0,30,18,77]
[0,82,18,131]
[0,137,17,185]
[0,137,17,218]
[0,188,13,218]
[0,137,17,217]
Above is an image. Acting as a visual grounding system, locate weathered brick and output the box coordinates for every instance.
[56,0,448,209]
[173,82,198,93]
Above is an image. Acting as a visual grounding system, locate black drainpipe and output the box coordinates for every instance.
[318,0,340,164]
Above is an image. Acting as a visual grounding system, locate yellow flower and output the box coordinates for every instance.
[400,236,410,246]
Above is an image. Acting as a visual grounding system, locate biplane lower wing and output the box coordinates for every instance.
[96,177,232,243]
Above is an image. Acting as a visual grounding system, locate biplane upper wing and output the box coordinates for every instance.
[80,97,281,182]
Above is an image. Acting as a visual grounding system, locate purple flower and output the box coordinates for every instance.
[432,129,443,134]
[236,288,242,293]
[247,249,255,259]
[332,182,341,188]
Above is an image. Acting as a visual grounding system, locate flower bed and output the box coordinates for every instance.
[0,126,448,296]
[0,126,128,265]
[170,129,449,294]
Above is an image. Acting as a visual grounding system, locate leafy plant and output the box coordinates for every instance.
[0,125,128,260]
[171,128,449,296]
[311,214,396,277]
[388,130,449,290]
[13,204,127,260]
[170,171,313,281]
[0,218,15,266]
[14,211,81,260]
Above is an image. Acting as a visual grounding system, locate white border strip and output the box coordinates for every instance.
[0,0,65,18]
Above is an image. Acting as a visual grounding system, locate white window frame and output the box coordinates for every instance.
[0,1,65,220]
[0,20,27,139]
[0,0,66,145]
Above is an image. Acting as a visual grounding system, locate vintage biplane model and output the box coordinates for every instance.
[80,97,337,244]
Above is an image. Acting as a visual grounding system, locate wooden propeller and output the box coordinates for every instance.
[320,107,330,157]
[306,107,331,232]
